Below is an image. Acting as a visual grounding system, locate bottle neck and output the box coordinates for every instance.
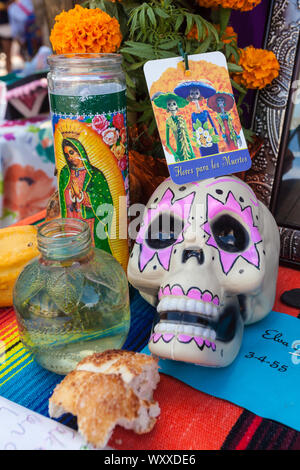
[38,218,92,261]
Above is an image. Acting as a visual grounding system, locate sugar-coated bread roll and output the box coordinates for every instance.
[76,349,160,401]
[49,370,94,419]
[76,373,159,449]
[48,350,160,449]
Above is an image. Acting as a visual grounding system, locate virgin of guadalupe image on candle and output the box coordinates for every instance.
[207,91,241,150]
[153,92,196,162]
[59,136,113,253]
[174,80,219,157]
[53,118,129,270]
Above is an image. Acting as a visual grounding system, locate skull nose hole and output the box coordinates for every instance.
[182,249,205,265]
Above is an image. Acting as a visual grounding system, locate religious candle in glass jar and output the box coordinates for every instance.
[47,53,129,271]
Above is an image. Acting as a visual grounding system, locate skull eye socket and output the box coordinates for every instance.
[211,214,249,253]
[146,213,184,250]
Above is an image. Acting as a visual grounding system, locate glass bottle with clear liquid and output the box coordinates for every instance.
[13,218,130,375]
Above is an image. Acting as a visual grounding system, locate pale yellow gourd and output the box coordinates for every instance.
[0,225,39,307]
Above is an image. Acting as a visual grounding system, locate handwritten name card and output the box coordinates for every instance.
[0,396,91,450]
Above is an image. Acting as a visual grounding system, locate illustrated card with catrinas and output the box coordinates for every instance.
[144,51,251,184]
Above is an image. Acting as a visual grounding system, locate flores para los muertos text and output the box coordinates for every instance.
[104,454,197,466]
[174,154,247,178]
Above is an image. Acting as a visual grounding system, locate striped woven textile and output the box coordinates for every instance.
[0,210,299,450]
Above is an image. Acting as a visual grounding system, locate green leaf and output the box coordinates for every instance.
[147,6,157,27]
[126,87,136,101]
[219,7,231,36]
[185,13,193,35]
[121,43,155,60]
[175,14,184,32]
[129,9,139,37]
[203,121,209,130]
[231,78,247,95]
[243,127,255,143]
[125,71,135,88]
[47,269,84,315]
[185,40,191,54]
[154,7,169,19]
[140,5,146,32]
[126,60,146,71]
[209,22,219,42]
[224,43,241,64]
[122,51,135,64]
[227,63,243,73]
[159,39,181,50]
[194,35,212,54]
[135,30,144,41]
[123,40,151,50]
[193,16,203,40]
[14,262,46,309]
[156,48,178,59]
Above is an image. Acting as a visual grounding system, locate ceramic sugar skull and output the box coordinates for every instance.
[128,175,280,367]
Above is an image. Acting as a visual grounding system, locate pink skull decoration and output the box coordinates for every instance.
[128,176,280,367]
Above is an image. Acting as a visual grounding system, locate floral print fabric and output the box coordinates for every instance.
[0,117,56,227]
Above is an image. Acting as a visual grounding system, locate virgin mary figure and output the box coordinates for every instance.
[59,136,113,254]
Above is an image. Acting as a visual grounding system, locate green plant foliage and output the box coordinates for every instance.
[87,0,252,148]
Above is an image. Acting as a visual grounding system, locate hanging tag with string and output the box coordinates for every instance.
[144,49,251,184]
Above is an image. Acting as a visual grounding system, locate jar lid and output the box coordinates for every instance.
[48,53,123,69]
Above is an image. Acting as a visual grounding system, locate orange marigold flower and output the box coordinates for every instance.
[233,46,280,89]
[195,0,261,12]
[187,23,237,44]
[50,4,122,54]
[217,25,237,44]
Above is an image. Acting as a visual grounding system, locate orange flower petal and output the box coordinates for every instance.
[50,4,122,54]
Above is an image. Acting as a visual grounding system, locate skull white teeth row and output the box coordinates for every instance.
[157,296,219,317]
[154,322,217,341]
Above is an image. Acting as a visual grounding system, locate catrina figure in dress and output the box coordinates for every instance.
[59,137,113,253]
[174,80,219,157]
[153,92,195,162]
[207,91,241,150]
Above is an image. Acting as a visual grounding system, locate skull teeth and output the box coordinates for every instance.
[154,322,217,341]
[157,296,218,317]
[158,286,220,306]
